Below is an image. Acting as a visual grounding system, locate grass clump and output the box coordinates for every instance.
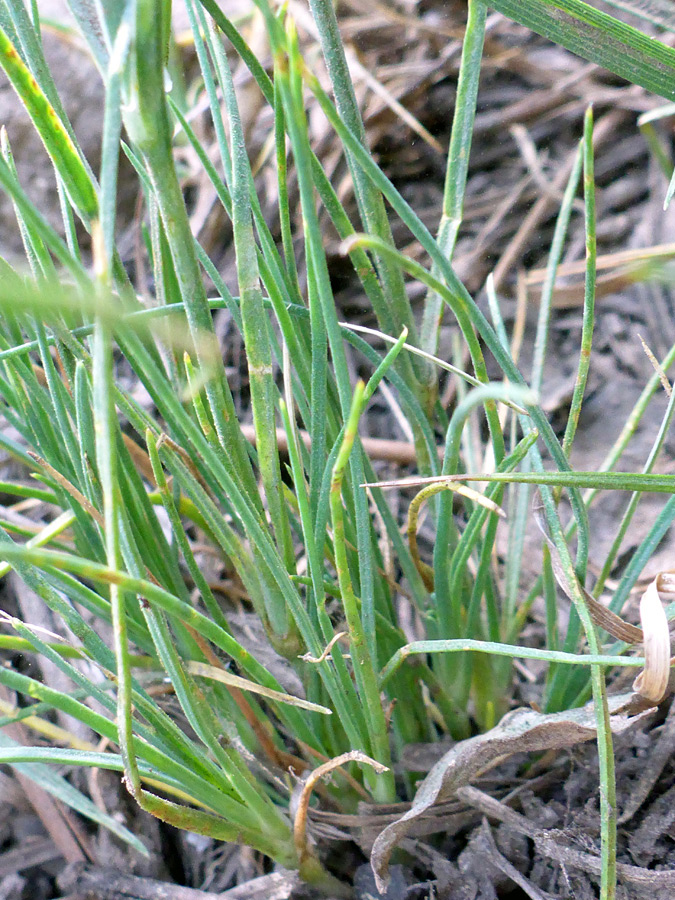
[0,1,674,897]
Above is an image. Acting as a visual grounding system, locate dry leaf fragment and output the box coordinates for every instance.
[532,496,644,644]
[633,578,671,704]
[370,694,647,892]
[292,751,389,870]
[187,662,332,714]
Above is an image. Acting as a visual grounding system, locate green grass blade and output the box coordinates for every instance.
[430,470,675,492]
[420,0,487,383]
[488,0,675,100]
[0,25,98,219]
[304,0,421,381]
[126,0,261,510]
[562,108,596,459]
[0,731,147,853]
[330,382,395,801]
[215,16,294,573]
[379,639,643,689]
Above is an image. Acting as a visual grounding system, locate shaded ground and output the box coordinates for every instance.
[2,0,675,897]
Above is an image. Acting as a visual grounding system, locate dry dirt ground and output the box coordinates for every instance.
[2,0,675,898]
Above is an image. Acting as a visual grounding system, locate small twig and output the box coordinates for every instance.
[299,631,348,663]
[58,863,240,899]
[458,785,675,889]
[27,452,104,526]
[639,333,672,398]
[0,686,91,865]
[292,751,389,868]
[478,819,553,900]
[240,422,424,465]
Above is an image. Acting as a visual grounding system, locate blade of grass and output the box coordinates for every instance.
[535,490,617,900]
[423,470,675,492]
[562,107,597,459]
[303,0,422,385]
[0,731,146,853]
[0,23,98,220]
[214,10,294,572]
[330,382,394,801]
[486,0,675,101]
[420,0,487,396]
[379,639,644,689]
[125,0,261,513]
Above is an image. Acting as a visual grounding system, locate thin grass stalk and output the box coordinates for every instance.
[92,313,140,796]
[452,433,539,721]
[55,176,80,259]
[73,363,99,506]
[343,231,590,563]
[126,0,260,513]
[434,384,532,641]
[545,109,598,702]
[199,5,305,311]
[197,0,434,470]
[531,145,583,393]
[423,470,675,492]
[278,395,370,754]
[330,383,395,801]
[420,0,487,396]
[304,70,591,543]
[562,107,596,459]
[272,34,331,530]
[147,200,183,386]
[90,207,143,808]
[537,491,617,900]
[167,100,311,398]
[304,0,422,382]
[145,432,229,633]
[274,82,302,295]
[278,23,381,653]
[215,12,295,573]
[553,379,675,711]
[379,639,643,688]
[588,337,675,488]
[183,0,233,188]
[99,22,127,263]
[448,433,538,613]
[542,545,559,651]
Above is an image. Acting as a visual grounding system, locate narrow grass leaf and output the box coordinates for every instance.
[0,731,147,853]
[0,25,98,219]
[487,0,675,100]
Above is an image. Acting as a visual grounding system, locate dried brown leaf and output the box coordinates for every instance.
[370,693,645,891]
[633,578,671,704]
